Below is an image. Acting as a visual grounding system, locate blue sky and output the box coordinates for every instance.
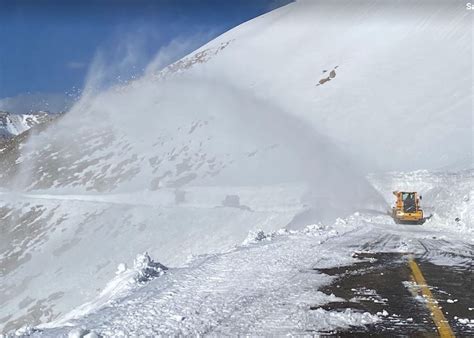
[0,0,289,110]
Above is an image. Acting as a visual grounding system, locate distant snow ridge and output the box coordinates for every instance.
[0,111,53,139]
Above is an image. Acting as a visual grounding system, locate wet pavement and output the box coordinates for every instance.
[310,252,473,337]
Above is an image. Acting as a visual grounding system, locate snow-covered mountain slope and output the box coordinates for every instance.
[0,111,53,139]
[0,0,472,333]
[0,185,310,331]
[161,0,472,172]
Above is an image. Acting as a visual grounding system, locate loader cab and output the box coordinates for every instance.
[391,191,424,224]
[401,192,417,213]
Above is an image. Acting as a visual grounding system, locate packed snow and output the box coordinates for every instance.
[34,219,380,335]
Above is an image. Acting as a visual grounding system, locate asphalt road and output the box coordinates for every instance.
[310,252,473,337]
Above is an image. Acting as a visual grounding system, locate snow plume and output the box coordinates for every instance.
[12,68,385,220]
[0,93,71,114]
[0,42,387,328]
[79,31,218,97]
[1,43,385,332]
[145,33,218,75]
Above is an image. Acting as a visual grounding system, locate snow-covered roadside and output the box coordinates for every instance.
[34,253,167,331]
[28,204,473,336]
[31,219,378,336]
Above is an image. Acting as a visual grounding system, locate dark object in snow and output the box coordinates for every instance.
[66,328,100,338]
[455,217,460,222]
[134,252,168,283]
[253,230,267,242]
[222,195,252,211]
[222,194,240,207]
[317,77,331,86]
[175,189,186,204]
[316,67,338,86]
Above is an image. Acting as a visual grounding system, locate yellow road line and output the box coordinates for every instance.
[408,257,455,338]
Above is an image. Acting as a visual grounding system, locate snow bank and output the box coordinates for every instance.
[39,252,166,329]
[307,308,379,331]
[30,218,373,336]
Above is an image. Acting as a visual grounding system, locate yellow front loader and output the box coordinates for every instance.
[391,191,424,224]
